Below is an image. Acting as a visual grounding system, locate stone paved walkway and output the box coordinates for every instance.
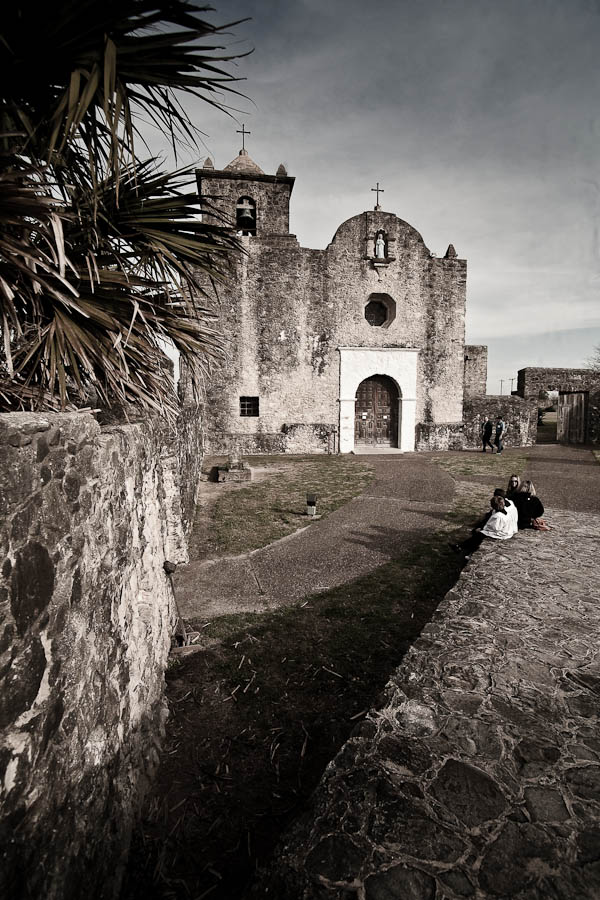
[246,446,600,900]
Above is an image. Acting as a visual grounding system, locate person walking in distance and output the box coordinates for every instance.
[481,416,494,452]
[494,416,507,455]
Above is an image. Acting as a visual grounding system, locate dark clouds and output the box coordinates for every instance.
[149,0,600,389]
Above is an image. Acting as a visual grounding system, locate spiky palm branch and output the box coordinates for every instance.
[0,1,246,418]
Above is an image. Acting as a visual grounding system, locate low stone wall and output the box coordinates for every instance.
[0,411,199,900]
[415,422,464,451]
[252,508,600,899]
[463,395,538,449]
[208,423,337,455]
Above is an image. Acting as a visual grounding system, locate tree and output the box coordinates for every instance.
[0,0,246,419]
[587,344,600,373]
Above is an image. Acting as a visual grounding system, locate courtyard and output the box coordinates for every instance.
[122,443,600,899]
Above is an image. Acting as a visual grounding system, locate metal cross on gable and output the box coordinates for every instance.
[236,123,251,150]
[371,182,384,208]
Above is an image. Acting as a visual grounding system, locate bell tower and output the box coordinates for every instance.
[196,145,295,236]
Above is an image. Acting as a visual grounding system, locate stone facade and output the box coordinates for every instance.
[517,368,600,444]
[0,410,200,900]
[463,344,488,398]
[194,150,473,454]
[463,395,538,450]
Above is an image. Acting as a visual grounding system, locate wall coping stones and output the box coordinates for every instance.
[253,508,600,899]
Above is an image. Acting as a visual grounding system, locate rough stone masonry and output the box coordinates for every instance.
[192,148,486,455]
[0,410,203,900]
[251,508,600,899]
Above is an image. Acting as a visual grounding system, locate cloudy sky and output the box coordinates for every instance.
[151,0,600,393]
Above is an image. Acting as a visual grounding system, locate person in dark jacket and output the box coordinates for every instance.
[506,474,522,497]
[510,479,545,529]
[480,416,494,452]
[494,416,507,454]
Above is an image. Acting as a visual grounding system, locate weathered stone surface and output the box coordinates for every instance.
[192,157,469,455]
[250,508,600,898]
[10,541,55,636]
[463,395,538,451]
[517,367,600,444]
[524,786,569,822]
[364,864,435,899]
[463,345,487,398]
[305,833,372,883]
[430,759,508,826]
[478,821,558,896]
[0,635,46,730]
[0,409,203,900]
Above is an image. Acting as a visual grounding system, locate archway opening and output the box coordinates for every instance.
[236,196,256,235]
[536,390,558,443]
[354,375,399,447]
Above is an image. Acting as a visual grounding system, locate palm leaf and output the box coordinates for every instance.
[0,2,247,419]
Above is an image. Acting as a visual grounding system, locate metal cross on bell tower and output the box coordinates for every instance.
[236,123,251,152]
[371,182,384,211]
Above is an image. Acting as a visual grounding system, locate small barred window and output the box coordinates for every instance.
[240,396,259,417]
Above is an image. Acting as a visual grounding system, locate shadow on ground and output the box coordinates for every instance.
[121,536,465,900]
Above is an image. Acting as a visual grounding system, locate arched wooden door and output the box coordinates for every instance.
[354,375,399,447]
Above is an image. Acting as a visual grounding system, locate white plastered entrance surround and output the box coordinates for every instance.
[338,347,419,453]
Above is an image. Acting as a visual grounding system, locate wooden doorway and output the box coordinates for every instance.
[557,391,587,443]
[354,375,399,447]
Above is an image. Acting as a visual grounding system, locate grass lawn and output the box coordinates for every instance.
[428,449,529,479]
[123,448,530,900]
[189,455,375,560]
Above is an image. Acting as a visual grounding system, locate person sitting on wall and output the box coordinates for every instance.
[510,479,549,530]
[480,416,494,452]
[494,416,507,455]
[471,488,505,531]
[452,493,518,559]
[506,473,522,497]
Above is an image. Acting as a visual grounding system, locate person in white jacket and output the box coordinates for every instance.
[453,495,518,558]
[480,496,518,540]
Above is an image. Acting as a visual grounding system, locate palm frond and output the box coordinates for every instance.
[0,2,247,419]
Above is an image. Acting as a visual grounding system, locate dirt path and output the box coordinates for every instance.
[175,455,456,620]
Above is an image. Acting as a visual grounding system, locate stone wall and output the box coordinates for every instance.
[176,404,205,535]
[250,508,600,899]
[0,410,200,900]
[415,422,464,451]
[517,368,600,444]
[588,387,600,444]
[208,422,337,455]
[463,395,538,449]
[464,344,487,398]
[516,366,599,399]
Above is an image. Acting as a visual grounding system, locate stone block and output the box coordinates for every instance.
[217,465,252,483]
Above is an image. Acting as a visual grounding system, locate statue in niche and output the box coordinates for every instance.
[375,232,386,259]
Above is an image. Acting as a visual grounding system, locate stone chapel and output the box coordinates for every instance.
[194,146,488,454]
